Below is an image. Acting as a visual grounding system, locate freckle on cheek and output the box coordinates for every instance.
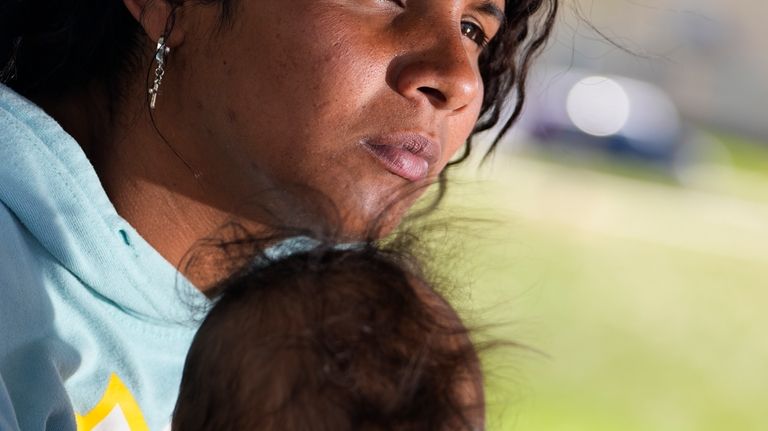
[227,109,237,123]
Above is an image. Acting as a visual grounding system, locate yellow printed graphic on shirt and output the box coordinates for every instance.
[75,373,150,431]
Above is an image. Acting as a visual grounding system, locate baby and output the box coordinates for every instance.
[172,237,484,430]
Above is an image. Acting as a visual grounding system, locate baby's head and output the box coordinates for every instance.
[173,240,483,430]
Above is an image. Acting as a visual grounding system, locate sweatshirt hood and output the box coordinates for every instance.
[0,84,209,324]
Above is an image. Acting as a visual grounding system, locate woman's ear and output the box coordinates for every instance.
[122,0,186,47]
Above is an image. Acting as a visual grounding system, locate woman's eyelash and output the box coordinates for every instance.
[382,1,488,48]
[461,21,489,48]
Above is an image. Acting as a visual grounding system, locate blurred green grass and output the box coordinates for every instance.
[429,141,768,431]
[715,133,768,174]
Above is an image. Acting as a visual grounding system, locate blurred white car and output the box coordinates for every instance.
[518,70,685,168]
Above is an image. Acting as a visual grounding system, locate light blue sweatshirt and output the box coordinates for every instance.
[0,83,210,430]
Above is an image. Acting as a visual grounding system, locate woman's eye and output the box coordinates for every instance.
[461,21,489,48]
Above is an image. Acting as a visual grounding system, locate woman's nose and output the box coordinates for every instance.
[388,29,481,114]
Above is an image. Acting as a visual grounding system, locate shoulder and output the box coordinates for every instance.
[0,202,43,293]
[0,373,21,431]
[0,202,56,357]
[0,200,62,359]
[0,204,77,431]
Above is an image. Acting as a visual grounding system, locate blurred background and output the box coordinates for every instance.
[431,0,768,429]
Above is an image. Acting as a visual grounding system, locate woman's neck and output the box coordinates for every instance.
[36,83,237,290]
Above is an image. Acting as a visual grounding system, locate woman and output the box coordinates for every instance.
[0,0,557,430]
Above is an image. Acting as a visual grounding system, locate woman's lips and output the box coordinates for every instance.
[360,133,440,182]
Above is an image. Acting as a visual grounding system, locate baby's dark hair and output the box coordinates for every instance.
[172,236,483,431]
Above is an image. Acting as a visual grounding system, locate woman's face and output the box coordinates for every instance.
[163,0,504,234]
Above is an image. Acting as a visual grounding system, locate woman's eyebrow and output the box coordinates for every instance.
[473,1,506,25]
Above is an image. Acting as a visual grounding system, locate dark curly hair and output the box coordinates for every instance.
[173,231,484,430]
[0,0,558,160]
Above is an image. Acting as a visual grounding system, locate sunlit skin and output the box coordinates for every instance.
[40,0,504,287]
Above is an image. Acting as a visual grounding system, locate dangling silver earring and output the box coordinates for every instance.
[148,36,171,110]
